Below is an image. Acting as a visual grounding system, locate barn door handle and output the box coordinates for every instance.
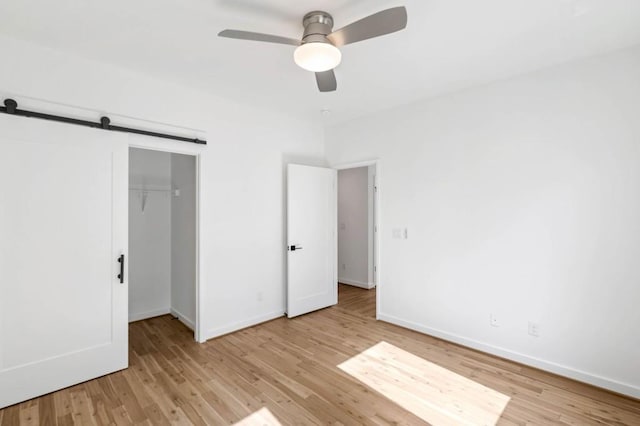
[117,254,125,283]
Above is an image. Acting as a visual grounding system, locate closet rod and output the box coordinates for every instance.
[0,98,206,145]
[129,188,175,193]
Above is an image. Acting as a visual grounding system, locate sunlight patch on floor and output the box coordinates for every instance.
[338,341,511,425]
[233,407,282,426]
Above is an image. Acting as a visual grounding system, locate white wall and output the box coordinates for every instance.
[171,153,196,329]
[0,35,325,342]
[128,149,172,321]
[338,167,371,288]
[326,46,640,398]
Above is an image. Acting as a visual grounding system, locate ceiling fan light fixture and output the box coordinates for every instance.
[294,42,342,72]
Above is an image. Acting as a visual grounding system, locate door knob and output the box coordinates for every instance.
[289,245,303,251]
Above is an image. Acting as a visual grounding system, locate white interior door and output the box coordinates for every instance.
[0,114,128,408]
[287,164,337,318]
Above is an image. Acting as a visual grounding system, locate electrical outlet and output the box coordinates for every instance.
[392,228,402,239]
[490,313,500,327]
[257,291,263,302]
[341,263,346,270]
[528,322,540,337]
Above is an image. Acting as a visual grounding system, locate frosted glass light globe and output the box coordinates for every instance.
[294,42,342,72]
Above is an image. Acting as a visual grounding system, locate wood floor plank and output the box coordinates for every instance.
[110,404,134,426]
[56,413,74,426]
[142,402,172,426]
[17,400,38,426]
[68,387,97,426]
[108,374,146,423]
[52,391,73,425]
[1,284,639,425]
[36,395,54,426]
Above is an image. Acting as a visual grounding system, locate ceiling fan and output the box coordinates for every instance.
[218,6,408,93]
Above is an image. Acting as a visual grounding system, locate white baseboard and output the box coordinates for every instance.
[338,278,376,289]
[378,312,640,399]
[170,308,195,331]
[129,307,171,323]
[204,310,285,341]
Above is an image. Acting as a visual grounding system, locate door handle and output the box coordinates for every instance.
[289,245,303,251]
[117,254,125,283]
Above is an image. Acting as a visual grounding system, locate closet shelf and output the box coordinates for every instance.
[129,186,180,212]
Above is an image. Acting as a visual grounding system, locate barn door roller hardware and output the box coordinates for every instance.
[0,98,206,145]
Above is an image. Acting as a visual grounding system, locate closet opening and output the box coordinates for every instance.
[128,147,198,339]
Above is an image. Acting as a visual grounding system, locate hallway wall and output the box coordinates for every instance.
[338,167,371,288]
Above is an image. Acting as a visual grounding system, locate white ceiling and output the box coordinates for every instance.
[1,0,640,123]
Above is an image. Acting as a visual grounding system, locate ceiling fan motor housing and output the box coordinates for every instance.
[302,11,334,44]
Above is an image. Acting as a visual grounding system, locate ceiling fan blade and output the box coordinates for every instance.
[316,70,337,92]
[327,6,407,47]
[218,30,301,46]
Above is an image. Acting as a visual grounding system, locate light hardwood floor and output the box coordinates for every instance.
[1,284,639,425]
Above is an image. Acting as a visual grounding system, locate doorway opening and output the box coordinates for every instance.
[128,147,197,339]
[337,163,377,318]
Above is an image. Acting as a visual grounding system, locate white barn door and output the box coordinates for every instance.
[287,164,337,318]
[0,115,128,408]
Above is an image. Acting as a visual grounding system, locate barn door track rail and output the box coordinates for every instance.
[0,98,206,145]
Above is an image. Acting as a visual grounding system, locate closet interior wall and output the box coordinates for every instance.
[170,153,196,329]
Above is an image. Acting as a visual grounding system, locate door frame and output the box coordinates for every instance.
[128,136,206,342]
[333,159,381,320]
